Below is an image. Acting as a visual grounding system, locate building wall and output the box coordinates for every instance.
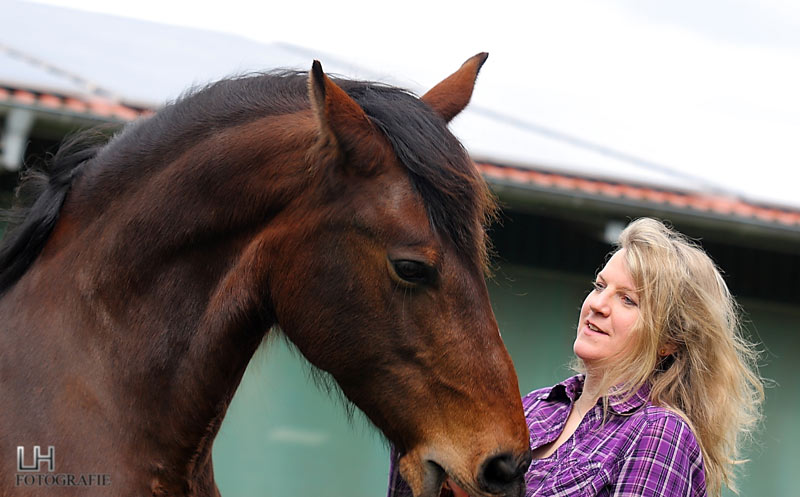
[212,261,797,497]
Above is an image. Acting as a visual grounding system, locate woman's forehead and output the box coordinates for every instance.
[599,250,637,290]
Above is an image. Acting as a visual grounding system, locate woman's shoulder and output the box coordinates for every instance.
[639,404,697,434]
[628,403,704,461]
[609,404,707,494]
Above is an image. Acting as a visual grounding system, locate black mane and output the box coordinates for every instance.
[0,71,494,294]
[0,130,108,293]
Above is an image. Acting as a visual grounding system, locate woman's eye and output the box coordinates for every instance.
[392,260,432,285]
[592,281,604,292]
[622,295,638,307]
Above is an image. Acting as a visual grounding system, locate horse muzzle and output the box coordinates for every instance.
[399,448,531,497]
[476,451,531,497]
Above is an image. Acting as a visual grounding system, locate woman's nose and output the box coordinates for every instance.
[589,290,611,315]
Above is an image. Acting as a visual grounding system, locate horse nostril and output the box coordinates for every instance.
[478,451,531,494]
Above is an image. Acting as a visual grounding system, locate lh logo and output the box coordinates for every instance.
[16,446,55,472]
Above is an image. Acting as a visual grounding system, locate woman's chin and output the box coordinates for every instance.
[573,341,603,364]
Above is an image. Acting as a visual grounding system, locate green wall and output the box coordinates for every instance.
[213,264,799,497]
[733,299,799,497]
[213,339,389,497]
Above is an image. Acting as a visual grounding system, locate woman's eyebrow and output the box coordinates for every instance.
[597,273,638,295]
[617,284,639,295]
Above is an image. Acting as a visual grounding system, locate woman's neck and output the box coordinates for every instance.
[575,370,604,414]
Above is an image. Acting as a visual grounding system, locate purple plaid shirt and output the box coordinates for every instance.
[387,375,706,497]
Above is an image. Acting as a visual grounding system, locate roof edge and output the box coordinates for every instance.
[478,162,800,238]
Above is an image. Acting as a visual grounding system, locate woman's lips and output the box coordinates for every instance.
[585,321,608,335]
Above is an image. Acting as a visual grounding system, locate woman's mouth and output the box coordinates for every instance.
[585,321,608,335]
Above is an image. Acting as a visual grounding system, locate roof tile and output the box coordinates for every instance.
[63,97,88,113]
[13,90,36,104]
[2,86,143,121]
[476,163,800,228]
[38,93,62,108]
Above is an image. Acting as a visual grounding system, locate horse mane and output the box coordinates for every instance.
[0,130,110,294]
[0,71,496,295]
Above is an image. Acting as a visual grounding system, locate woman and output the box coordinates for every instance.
[388,218,764,497]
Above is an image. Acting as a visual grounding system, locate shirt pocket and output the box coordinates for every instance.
[550,457,608,497]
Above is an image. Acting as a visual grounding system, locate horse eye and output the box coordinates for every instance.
[391,260,432,285]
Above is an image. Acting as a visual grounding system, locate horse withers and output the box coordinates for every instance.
[0,54,531,497]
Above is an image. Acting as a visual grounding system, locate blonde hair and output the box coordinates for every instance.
[587,218,764,496]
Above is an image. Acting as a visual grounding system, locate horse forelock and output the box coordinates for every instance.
[342,83,497,272]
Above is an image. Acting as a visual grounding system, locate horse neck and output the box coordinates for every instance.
[14,113,320,486]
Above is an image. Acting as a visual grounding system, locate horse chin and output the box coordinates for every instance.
[398,450,447,497]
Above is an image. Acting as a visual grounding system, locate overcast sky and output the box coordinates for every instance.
[32,0,800,209]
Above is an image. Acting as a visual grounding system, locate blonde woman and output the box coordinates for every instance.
[388,218,763,497]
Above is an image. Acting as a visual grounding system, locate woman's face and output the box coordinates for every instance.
[574,249,640,368]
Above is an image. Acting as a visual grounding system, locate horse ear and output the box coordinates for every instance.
[308,60,383,174]
[421,52,488,123]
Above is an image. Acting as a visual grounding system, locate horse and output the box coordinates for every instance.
[0,53,531,497]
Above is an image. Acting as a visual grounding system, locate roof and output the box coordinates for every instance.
[2,1,378,108]
[2,0,799,238]
[478,163,800,230]
[2,77,798,235]
[0,86,149,123]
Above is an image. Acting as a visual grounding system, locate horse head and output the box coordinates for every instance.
[267,54,531,497]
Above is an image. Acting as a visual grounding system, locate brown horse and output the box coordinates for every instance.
[0,54,531,497]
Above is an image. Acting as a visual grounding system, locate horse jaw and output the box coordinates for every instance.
[398,449,447,497]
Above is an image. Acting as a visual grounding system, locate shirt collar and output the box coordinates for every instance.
[537,374,584,403]
[536,374,650,414]
[607,381,651,415]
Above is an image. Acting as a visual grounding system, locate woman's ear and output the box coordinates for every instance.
[658,342,679,357]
